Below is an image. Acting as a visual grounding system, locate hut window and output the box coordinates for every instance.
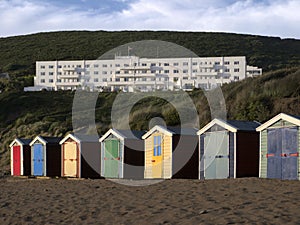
[153,136,162,156]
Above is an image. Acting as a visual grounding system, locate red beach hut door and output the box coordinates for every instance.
[13,146,21,176]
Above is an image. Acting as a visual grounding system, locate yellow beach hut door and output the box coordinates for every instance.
[152,135,163,178]
[63,141,78,177]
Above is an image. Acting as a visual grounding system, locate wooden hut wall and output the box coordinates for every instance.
[172,135,199,179]
[123,138,144,179]
[80,142,101,178]
[45,143,61,177]
[235,131,259,177]
[23,144,31,176]
[144,131,172,179]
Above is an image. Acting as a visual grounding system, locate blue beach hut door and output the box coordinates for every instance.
[267,127,298,180]
[33,143,44,176]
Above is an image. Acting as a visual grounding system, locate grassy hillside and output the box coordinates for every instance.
[0,67,299,171]
[0,31,299,79]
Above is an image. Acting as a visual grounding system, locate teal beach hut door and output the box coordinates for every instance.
[104,139,120,178]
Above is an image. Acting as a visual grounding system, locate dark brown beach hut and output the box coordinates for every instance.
[197,119,260,180]
[60,133,101,178]
[10,138,31,176]
[29,136,62,177]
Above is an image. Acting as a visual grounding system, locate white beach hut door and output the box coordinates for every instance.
[204,131,229,179]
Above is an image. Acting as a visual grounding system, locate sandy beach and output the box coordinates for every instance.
[0,177,299,224]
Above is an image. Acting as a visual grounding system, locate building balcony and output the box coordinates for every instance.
[56,82,81,86]
[58,74,80,79]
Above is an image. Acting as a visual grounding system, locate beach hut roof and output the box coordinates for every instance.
[142,125,198,139]
[60,133,99,144]
[30,136,62,146]
[197,119,260,135]
[99,129,145,142]
[9,138,32,147]
[256,113,300,131]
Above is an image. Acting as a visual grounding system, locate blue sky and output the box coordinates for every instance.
[0,0,299,38]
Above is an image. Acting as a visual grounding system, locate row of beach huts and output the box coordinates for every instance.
[10,113,300,180]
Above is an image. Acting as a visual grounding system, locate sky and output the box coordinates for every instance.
[0,0,299,39]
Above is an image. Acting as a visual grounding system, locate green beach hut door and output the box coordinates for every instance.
[104,139,120,178]
[204,131,229,179]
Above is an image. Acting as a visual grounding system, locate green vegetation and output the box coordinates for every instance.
[0,31,299,171]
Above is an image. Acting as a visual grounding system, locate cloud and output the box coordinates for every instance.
[0,0,299,38]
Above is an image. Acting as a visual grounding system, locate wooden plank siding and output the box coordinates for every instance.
[144,131,172,179]
[260,130,268,178]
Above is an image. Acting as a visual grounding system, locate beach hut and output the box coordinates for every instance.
[29,136,62,177]
[142,126,199,179]
[197,119,260,180]
[256,113,300,180]
[10,138,31,176]
[99,129,145,179]
[59,134,101,178]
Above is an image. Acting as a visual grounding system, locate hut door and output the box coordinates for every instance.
[104,139,120,178]
[63,142,78,177]
[267,127,298,180]
[13,146,21,176]
[152,135,163,178]
[204,131,229,179]
[281,127,298,180]
[33,144,44,176]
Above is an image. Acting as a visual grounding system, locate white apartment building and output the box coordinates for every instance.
[26,56,262,92]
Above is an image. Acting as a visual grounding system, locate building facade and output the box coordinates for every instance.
[27,56,262,92]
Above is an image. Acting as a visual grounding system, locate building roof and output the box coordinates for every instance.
[9,138,32,147]
[142,125,198,139]
[197,118,260,135]
[256,113,300,131]
[30,136,62,146]
[60,133,100,144]
[99,129,145,142]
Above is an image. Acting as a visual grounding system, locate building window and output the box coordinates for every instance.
[153,136,162,156]
[94,78,98,82]
[85,64,90,68]
[94,71,99,75]
[58,65,62,68]
[224,61,230,65]
[164,63,169,66]
[192,62,197,66]
[225,69,230,72]
[234,61,239,65]
[103,78,107,82]
[124,78,129,81]
[234,68,240,72]
[193,69,197,73]
[174,70,179,73]
[124,64,129,67]
[115,64,120,67]
[215,62,220,65]
[57,79,61,83]
[116,71,120,74]
[41,72,45,76]
[102,71,107,75]
[58,72,62,75]
[142,63,147,66]
[94,64,99,68]
[49,72,54,76]
[173,62,179,66]
[49,65,54,69]
[183,70,188,73]
[49,79,54,83]
[215,69,220,72]
[124,71,129,74]
[102,64,107,68]
[40,65,45,69]
[183,62,188,66]
[115,78,120,82]
[234,76,239,80]
[151,63,156,67]
[164,70,169,74]
[41,79,45,83]
[77,65,81,68]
